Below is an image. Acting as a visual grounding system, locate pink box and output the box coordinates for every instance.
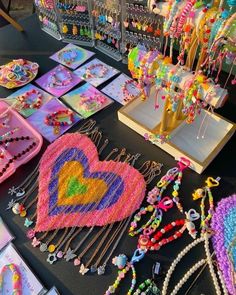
[0,102,43,183]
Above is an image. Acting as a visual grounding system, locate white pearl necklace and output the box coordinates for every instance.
[162,234,228,295]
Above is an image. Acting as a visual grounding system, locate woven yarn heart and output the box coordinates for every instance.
[211,194,236,295]
[35,133,146,232]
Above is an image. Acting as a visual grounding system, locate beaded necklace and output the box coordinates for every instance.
[162,177,228,295]
[0,136,37,178]
[0,264,22,295]
[105,209,199,295]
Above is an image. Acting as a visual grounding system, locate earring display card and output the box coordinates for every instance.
[27,98,82,142]
[62,82,113,118]
[46,287,60,295]
[74,58,119,87]
[0,243,46,295]
[0,217,14,251]
[101,73,141,105]
[50,44,95,70]
[35,65,82,97]
[4,84,53,118]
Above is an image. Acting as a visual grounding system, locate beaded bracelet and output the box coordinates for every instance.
[133,279,160,295]
[17,89,42,109]
[83,63,108,79]
[45,110,74,135]
[105,209,199,295]
[48,67,73,88]
[58,49,77,66]
[0,264,22,295]
[121,79,138,103]
[129,158,190,238]
[79,94,107,112]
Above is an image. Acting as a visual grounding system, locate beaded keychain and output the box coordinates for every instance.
[162,177,228,295]
[105,208,199,294]
[0,264,22,295]
[129,157,190,238]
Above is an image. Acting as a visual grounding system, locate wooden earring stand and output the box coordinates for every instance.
[0,8,23,31]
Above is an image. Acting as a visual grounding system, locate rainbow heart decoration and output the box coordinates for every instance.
[211,194,236,295]
[35,133,146,232]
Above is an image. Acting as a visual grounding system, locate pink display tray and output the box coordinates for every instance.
[0,101,43,183]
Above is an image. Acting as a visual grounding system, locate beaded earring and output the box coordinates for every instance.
[62,24,68,34]
[72,24,78,35]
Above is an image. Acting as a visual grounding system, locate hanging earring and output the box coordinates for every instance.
[72,24,78,35]
[62,24,68,34]
[80,25,84,36]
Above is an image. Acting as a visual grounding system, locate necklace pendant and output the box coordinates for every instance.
[90,265,97,273]
[97,264,106,275]
[54,126,60,135]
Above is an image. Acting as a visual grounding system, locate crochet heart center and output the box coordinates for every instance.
[58,161,108,205]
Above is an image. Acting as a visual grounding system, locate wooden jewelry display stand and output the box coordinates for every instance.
[118,66,235,174]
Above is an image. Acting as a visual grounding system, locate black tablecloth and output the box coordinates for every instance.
[0,14,235,295]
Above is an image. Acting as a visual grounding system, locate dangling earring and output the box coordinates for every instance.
[62,24,68,34]
[72,24,78,35]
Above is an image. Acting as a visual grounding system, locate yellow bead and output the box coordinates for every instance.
[147,205,154,212]
[172,190,178,197]
[48,244,56,253]
[20,210,27,217]
[62,25,68,34]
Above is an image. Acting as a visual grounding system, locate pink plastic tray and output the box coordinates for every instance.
[0,101,43,183]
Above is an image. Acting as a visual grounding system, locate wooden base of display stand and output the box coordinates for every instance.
[118,87,235,174]
[0,8,23,31]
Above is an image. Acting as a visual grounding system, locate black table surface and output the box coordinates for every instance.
[0,14,235,295]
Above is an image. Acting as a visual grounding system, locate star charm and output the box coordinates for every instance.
[24,218,33,228]
[79,264,89,275]
[6,199,15,210]
[32,237,40,247]
[64,248,77,262]
[8,186,18,196]
[47,253,57,265]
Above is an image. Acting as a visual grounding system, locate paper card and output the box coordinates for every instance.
[0,217,14,251]
[4,84,53,118]
[50,43,95,70]
[61,83,113,118]
[27,98,82,142]
[101,73,141,105]
[35,65,82,97]
[74,58,119,87]
[46,287,60,295]
[0,243,45,295]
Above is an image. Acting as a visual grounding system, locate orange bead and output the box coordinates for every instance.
[184,24,192,33]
